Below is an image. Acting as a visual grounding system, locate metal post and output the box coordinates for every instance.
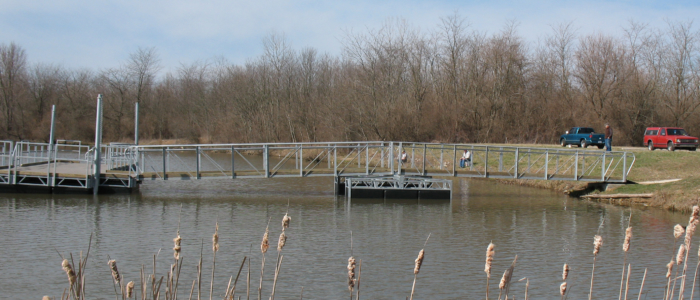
[264,145,269,178]
[196,146,201,179]
[398,142,403,175]
[544,151,549,180]
[411,146,415,168]
[389,142,394,174]
[327,144,331,169]
[422,144,426,175]
[381,143,384,168]
[231,146,236,179]
[440,146,443,170]
[134,102,139,145]
[601,152,606,181]
[93,95,103,195]
[623,153,627,182]
[484,146,489,178]
[452,145,456,176]
[300,146,304,177]
[162,147,167,180]
[333,145,337,176]
[48,105,56,186]
[498,147,503,172]
[365,144,369,175]
[514,148,519,179]
[358,143,361,168]
[574,151,579,180]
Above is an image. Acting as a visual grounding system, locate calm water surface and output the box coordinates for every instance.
[0,178,693,299]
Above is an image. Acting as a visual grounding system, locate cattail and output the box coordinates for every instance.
[42,296,51,300]
[686,221,697,247]
[126,281,134,298]
[108,259,121,284]
[562,263,570,281]
[692,205,700,222]
[261,227,269,254]
[499,270,507,290]
[675,224,685,239]
[623,227,632,252]
[667,260,674,278]
[347,256,356,291]
[173,235,182,260]
[212,223,220,252]
[414,249,425,275]
[62,259,76,285]
[593,235,603,255]
[560,282,567,296]
[677,244,687,265]
[277,231,287,252]
[282,214,291,230]
[485,242,495,278]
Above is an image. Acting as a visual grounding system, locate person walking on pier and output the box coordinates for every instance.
[400,150,407,163]
[604,123,613,152]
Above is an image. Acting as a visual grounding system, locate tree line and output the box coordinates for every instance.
[1,16,699,146]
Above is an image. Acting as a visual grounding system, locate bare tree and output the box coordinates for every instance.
[0,43,27,139]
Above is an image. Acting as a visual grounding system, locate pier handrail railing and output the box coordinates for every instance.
[127,141,635,183]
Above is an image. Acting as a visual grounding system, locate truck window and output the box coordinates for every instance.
[646,129,658,135]
[569,128,576,134]
[661,129,666,136]
[579,128,594,134]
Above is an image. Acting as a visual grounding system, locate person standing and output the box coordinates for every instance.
[604,123,613,151]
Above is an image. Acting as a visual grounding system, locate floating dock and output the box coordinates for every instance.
[337,175,452,200]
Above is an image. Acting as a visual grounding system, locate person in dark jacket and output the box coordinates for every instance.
[604,123,613,151]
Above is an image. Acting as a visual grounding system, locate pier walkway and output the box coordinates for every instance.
[0,141,635,194]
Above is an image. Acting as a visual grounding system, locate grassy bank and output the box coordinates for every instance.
[497,145,700,212]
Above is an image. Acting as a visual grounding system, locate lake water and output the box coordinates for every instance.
[0,177,694,299]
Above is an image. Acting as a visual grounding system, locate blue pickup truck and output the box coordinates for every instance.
[559,127,605,148]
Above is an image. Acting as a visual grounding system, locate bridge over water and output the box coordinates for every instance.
[0,140,635,195]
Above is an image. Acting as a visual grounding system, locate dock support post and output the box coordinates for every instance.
[422,144,426,176]
[514,148,519,179]
[452,145,456,176]
[389,142,394,175]
[440,146,443,170]
[333,145,337,176]
[231,146,235,179]
[398,142,403,175]
[381,143,384,168]
[484,146,489,178]
[264,145,269,178]
[48,105,56,187]
[498,147,503,172]
[574,151,579,180]
[300,146,304,177]
[544,151,549,180]
[196,146,201,179]
[134,102,139,145]
[365,144,369,175]
[601,152,606,181]
[623,153,627,182]
[162,147,167,180]
[93,95,103,195]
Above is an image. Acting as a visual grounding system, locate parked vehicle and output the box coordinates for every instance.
[644,127,699,151]
[559,127,605,148]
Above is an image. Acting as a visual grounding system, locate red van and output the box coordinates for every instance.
[644,127,698,151]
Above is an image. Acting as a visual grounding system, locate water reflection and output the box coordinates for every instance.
[0,178,693,299]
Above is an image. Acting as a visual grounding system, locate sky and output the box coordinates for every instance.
[1,0,699,74]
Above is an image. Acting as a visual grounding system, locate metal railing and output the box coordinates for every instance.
[129,141,635,183]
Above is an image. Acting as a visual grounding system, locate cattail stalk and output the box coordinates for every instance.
[671,244,687,300]
[126,281,134,298]
[269,255,284,300]
[108,259,122,300]
[690,245,700,300]
[624,263,631,300]
[259,219,271,300]
[678,206,700,300]
[619,227,632,300]
[485,242,495,300]
[356,259,362,300]
[348,256,356,299]
[560,282,567,300]
[410,249,424,300]
[637,268,647,300]
[562,264,569,281]
[210,222,219,300]
[666,260,674,300]
[589,235,603,300]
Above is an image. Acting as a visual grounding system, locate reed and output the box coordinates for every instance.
[588,235,603,300]
[259,218,271,300]
[126,281,134,299]
[562,264,569,281]
[210,222,219,300]
[348,256,356,299]
[107,259,122,300]
[637,268,647,300]
[666,260,674,300]
[560,282,567,299]
[678,205,700,300]
[623,264,631,300]
[619,226,632,300]
[671,244,686,300]
[485,242,495,300]
[410,234,430,300]
[690,242,700,300]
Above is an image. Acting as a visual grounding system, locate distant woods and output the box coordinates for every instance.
[1,16,699,146]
